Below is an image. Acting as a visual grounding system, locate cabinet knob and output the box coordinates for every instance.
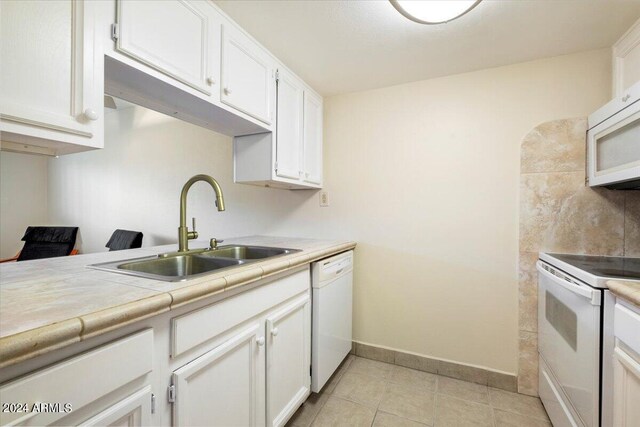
[271,328,279,337]
[257,337,265,346]
[622,94,631,102]
[207,77,215,86]
[224,87,232,95]
[83,108,98,121]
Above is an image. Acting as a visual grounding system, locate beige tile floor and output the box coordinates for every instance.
[287,356,552,427]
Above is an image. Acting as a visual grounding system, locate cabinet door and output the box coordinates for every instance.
[302,91,323,185]
[116,0,217,95]
[221,24,273,124]
[0,0,98,138]
[82,386,152,426]
[612,344,640,426]
[275,69,304,180]
[266,295,311,427]
[172,323,266,427]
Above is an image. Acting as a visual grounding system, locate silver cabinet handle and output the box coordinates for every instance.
[207,77,215,86]
[622,94,631,102]
[224,87,232,95]
[83,108,98,121]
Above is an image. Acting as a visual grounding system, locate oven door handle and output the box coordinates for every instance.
[536,262,601,306]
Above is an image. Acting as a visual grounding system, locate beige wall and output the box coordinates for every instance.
[316,49,612,374]
[12,48,613,375]
[0,152,48,258]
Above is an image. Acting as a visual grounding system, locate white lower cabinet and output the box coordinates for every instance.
[612,345,640,426]
[612,300,640,427]
[0,269,312,427]
[172,323,266,427]
[266,296,311,427]
[82,386,152,427]
[169,268,311,427]
[0,330,153,427]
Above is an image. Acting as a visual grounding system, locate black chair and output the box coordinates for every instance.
[0,226,79,262]
[106,229,143,251]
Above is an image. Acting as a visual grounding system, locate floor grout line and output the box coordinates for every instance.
[432,393,438,427]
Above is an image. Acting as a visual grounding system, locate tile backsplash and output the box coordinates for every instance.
[517,117,640,395]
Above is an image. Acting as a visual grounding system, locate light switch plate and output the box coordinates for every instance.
[319,191,329,207]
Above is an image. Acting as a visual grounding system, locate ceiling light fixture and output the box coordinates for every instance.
[389,0,482,25]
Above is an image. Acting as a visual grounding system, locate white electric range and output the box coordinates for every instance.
[537,253,640,427]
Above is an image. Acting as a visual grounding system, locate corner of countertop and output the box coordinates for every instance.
[607,279,640,308]
[0,318,83,369]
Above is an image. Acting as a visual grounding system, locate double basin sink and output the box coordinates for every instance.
[89,245,300,282]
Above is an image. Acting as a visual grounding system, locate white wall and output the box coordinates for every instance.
[0,152,49,258]
[47,105,320,254]
[46,48,612,374]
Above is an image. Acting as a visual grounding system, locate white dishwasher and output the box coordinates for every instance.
[311,250,353,392]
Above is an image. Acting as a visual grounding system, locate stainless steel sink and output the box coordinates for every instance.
[201,245,299,260]
[89,254,246,282]
[119,255,243,276]
[88,245,300,282]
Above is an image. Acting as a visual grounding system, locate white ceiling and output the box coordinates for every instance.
[215,0,640,96]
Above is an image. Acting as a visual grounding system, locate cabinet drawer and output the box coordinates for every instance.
[614,301,640,356]
[0,329,153,426]
[171,268,309,357]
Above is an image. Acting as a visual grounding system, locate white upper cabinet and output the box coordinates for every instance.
[302,91,323,185]
[234,68,323,190]
[613,18,640,97]
[0,0,102,155]
[276,69,304,180]
[1,0,319,163]
[115,0,219,96]
[221,24,274,125]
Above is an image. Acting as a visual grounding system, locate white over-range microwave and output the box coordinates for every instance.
[587,80,640,190]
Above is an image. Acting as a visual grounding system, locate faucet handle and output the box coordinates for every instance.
[187,217,199,240]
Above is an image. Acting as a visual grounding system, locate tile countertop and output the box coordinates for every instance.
[0,236,356,368]
[607,279,640,308]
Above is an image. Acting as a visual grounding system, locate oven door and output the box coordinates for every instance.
[537,261,602,427]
